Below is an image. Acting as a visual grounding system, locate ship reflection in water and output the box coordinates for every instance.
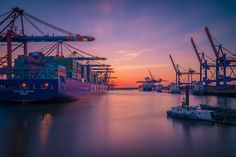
[0,91,236,157]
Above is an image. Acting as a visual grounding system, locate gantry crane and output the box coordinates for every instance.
[169,54,181,85]
[0,7,115,83]
[191,38,217,88]
[205,27,236,88]
[169,54,199,87]
[0,7,94,68]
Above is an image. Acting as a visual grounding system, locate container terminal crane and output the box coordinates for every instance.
[191,27,236,96]
[136,69,167,92]
[0,7,115,102]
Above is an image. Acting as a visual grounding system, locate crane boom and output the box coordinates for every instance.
[169,54,177,73]
[191,38,203,66]
[92,68,113,71]
[67,57,106,61]
[148,69,154,80]
[80,64,111,67]
[96,70,114,73]
[205,27,219,59]
[0,35,95,42]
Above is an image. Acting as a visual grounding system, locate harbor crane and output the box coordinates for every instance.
[0,6,116,103]
[147,69,167,83]
[191,37,217,88]
[0,7,94,68]
[169,54,199,87]
[205,27,236,88]
[0,7,115,82]
[136,69,167,92]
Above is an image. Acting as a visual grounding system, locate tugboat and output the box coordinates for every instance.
[167,86,236,125]
[167,86,214,121]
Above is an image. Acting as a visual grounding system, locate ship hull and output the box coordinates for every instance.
[0,79,107,102]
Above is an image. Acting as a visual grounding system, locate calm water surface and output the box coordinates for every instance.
[0,90,236,157]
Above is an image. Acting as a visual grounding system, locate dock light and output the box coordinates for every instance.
[44,82,49,88]
[83,37,88,41]
[21,83,28,88]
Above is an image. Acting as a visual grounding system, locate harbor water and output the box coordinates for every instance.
[0,90,236,157]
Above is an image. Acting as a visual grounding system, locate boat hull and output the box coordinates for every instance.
[167,109,213,121]
[0,79,107,102]
[167,106,236,125]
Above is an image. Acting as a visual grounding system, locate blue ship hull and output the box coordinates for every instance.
[0,79,107,102]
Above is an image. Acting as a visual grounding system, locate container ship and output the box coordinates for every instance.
[136,70,157,91]
[137,77,156,91]
[0,7,114,102]
[136,70,166,92]
[0,52,110,102]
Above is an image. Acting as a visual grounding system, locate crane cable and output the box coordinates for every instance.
[0,10,11,18]
[23,15,46,36]
[24,12,73,35]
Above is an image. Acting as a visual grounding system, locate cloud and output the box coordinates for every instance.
[116,48,156,54]
[116,50,127,54]
[124,52,139,58]
[115,50,140,60]
[117,63,170,70]
[112,50,140,62]
[110,48,158,64]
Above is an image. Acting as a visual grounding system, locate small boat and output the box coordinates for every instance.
[167,105,214,121]
[167,86,236,125]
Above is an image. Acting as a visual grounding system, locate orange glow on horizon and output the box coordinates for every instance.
[112,65,178,88]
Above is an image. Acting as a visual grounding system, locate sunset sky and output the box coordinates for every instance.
[1,0,236,87]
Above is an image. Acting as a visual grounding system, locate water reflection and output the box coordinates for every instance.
[189,94,236,109]
[39,113,53,151]
[0,91,236,157]
[0,103,63,157]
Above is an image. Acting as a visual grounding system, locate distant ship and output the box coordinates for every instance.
[136,69,167,92]
[169,83,181,93]
[137,77,156,91]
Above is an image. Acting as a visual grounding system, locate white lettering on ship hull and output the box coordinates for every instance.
[14,90,34,95]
